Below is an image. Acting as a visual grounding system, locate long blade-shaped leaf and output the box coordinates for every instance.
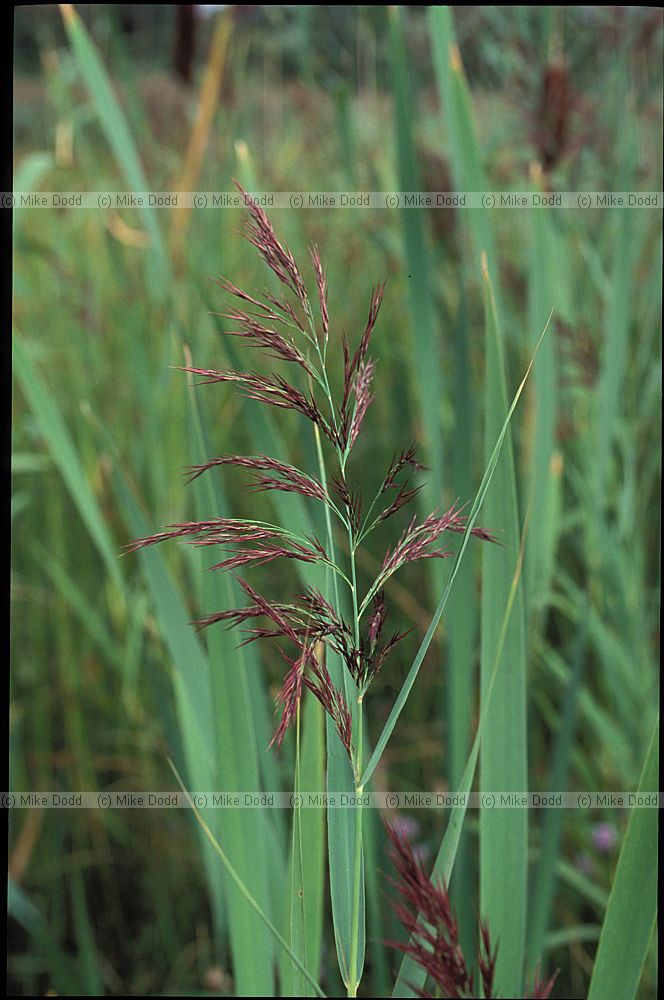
[587,717,659,1000]
[280,697,326,996]
[388,6,445,514]
[170,761,327,999]
[13,338,122,589]
[59,3,168,296]
[361,307,550,791]
[525,612,588,979]
[525,182,565,614]
[392,484,525,997]
[394,470,529,998]
[185,361,278,994]
[428,6,496,270]
[479,255,528,998]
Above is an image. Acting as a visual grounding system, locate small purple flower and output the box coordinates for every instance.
[592,821,618,855]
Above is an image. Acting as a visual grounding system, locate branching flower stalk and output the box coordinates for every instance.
[128,184,496,995]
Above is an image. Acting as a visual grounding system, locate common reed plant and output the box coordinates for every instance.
[12,7,660,998]
[128,184,497,996]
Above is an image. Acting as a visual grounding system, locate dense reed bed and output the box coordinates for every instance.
[11,6,661,998]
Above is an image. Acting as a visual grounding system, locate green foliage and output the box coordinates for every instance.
[11,5,660,998]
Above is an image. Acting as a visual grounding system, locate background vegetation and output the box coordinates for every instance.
[11,5,661,997]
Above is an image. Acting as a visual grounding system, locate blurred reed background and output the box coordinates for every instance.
[10,5,662,997]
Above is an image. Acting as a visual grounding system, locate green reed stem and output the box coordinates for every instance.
[347,694,364,998]
[308,307,366,997]
[347,518,365,998]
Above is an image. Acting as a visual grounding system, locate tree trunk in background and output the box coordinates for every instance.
[174,5,196,84]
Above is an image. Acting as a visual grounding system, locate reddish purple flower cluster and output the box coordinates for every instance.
[385,823,557,999]
[129,183,496,759]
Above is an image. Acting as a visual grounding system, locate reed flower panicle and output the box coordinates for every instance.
[129,182,496,765]
[385,822,557,999]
